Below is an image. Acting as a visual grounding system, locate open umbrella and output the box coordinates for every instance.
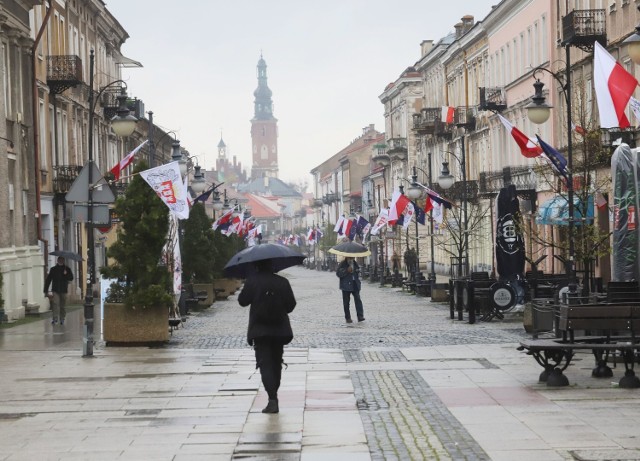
[224,243,306,278]
[49,250,83,261]
[328,241,371,257]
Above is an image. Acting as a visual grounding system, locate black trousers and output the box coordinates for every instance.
[253,338,284,400]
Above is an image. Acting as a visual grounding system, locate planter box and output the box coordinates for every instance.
[213,278,243,300]
[103,302,169,346]
[431,283,450,302]
[192,283,215,307]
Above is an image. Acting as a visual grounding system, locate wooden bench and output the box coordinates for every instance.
[518,304,640,388]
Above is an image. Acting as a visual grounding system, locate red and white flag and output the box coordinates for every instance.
[441,106,455,124]
[497,114,543,158]
[388,190,412,223]
[110,140,148,180]
[370,208,389,235]
[594,41,638,129]
[139,161,190,220]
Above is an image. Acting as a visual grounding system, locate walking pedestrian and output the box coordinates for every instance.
[237,259,297,414]
[336,257,365,323]
[44,256,74,325]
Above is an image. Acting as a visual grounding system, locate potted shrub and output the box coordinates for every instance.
[182,202,216,307]
[211,230,245,299]
[101,161,174,346]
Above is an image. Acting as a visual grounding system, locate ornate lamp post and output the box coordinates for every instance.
[525,65,577,295]
[438,147,468,278]
[84,50,137,357]
[406,161,436,286]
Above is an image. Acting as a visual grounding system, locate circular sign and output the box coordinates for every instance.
[491,282,516,311]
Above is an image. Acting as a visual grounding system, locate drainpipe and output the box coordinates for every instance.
[31,6,53,271]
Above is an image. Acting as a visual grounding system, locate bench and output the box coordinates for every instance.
[518,303,640,388]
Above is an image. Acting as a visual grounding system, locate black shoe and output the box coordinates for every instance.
[358,317,365,322]
[262,399,279,414]
[346,318,353,323]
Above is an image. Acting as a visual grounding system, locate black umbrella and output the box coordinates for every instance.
[328,241,371,257]
[50,250,83,261]
[223,243,306,278]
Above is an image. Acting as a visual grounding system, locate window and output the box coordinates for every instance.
[2,42,11,116]
[39,99,47,169]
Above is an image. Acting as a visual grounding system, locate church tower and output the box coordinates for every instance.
[250,54,278,179]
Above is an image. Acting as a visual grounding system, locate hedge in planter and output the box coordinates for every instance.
[101,161,173,344]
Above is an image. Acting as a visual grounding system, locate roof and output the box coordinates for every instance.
[237,177,301,198]
[244,194,282,219]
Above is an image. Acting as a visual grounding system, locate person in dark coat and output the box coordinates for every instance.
[336,257,365,323]
[44,256,74,325]
[237,259,296,414]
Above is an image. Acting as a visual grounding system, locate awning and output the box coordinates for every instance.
[113,49,143,68]
[536,195,594,226]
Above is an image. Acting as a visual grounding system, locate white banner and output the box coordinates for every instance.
[139,161,190,220]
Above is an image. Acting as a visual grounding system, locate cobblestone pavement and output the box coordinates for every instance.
[168,266,526,350]
[168,266,525,460]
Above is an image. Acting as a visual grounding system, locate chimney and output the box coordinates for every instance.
[461,15,474,33]
[454,22,463,39]
[420,40,433,57]
[233,155,237,166]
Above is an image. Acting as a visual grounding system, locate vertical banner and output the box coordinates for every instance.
[611,144,639,281]
[495,185,525,279]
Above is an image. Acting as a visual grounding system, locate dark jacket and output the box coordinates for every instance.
[44,264,74,294]
[238,271,296,346]
[336,260,361,292]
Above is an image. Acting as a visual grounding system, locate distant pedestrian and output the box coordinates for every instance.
[336,257,365,323]
[44,256,74,325]
[238,259,297,414]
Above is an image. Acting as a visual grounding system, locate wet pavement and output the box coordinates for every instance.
[1,266,640,460]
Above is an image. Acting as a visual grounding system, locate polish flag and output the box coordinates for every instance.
[594,41,638,129]
[110,140,148,180]
[441,106,455,124]
[497,114,543,158]
[388,190,412,223]
[343,218,354,240]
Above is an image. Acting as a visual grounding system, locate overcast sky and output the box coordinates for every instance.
[105,0,498,186]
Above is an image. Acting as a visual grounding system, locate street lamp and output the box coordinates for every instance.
[84,50,137,357]
[525,64,577,295]
[438,145,468,278]
[191,165,206,195]
[407,162,437,286]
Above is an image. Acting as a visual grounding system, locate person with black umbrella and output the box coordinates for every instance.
[336,257,365,323]
[237,258,297,414]
[44,256,74,325]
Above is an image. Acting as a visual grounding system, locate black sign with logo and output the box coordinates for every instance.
[496,185,525,278]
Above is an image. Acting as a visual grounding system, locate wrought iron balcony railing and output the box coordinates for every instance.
[47,55,83,94]
[53,165,82,194]
[412,107,441,135]
[562,9,606,51]
[478,87,507,112]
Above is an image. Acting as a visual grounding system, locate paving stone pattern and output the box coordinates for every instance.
[353,369,490,461]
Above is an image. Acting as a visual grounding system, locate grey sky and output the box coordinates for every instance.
[105,0,498,185]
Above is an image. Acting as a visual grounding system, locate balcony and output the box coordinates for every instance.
[47,55,83,94]
[386,137,407,161]
[412,107,440,135]
[434,121,453,140]
[53,165,82,194]
[322,193,339,204]
[478,166,537,198]
[454,106,476,130]
[562,9,606,51]
[478,87,507,113]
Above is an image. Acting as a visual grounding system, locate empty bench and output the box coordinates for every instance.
[518,304,640,388]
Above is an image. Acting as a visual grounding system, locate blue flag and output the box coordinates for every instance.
[412,201,426,225]
[536,134,570,185]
